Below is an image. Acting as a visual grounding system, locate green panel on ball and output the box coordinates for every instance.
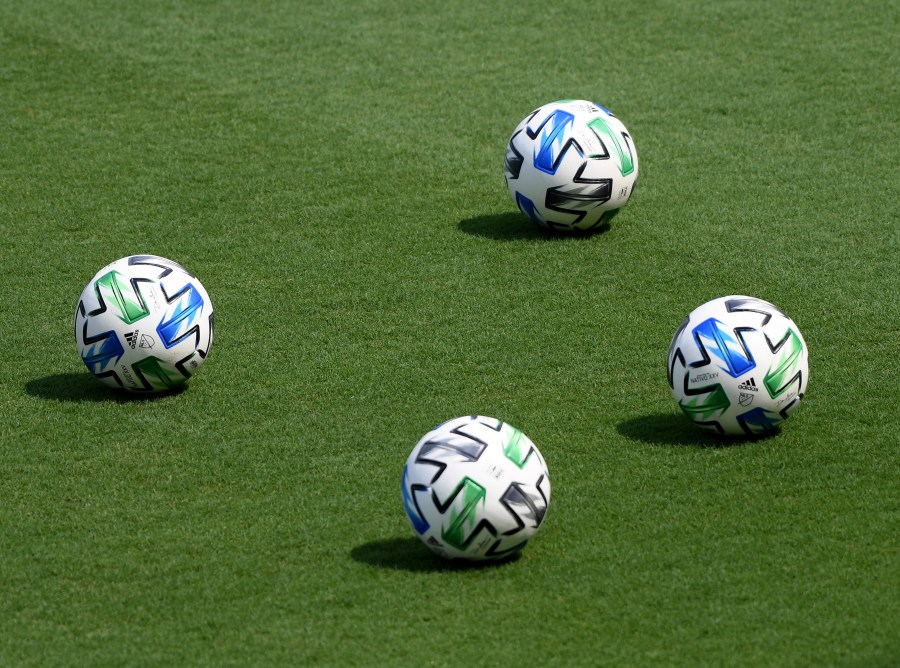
[586,116,636,176]
[764,329,805,398]
[132,356,183,390]
[679,384,730,420]
[95,270,152,325]
[440,478,487,551]
[502,427,531,468]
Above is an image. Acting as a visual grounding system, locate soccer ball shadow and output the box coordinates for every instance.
[457,212,611,242]
[25,372,187,403]
[616,412,781,448]
[350,537,522,573]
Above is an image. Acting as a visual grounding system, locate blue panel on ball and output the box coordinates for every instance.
[692,317,756,378]
[516,192,544,227]
[157,284,205,348]
[82,331,125,371]
[737,407,782,435]
[401,467,430,535]
[534,109,575,174]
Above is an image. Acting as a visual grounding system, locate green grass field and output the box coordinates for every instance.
[1,0,898,665]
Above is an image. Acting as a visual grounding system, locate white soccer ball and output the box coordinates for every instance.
[402,416,551,561]
[667,296,809,436]
[504,99,639,233]
[74,255,214,393]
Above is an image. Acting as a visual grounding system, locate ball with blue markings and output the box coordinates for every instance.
[667,296,809,436]
[74,255,214,393]
[504,99,639,233]
[402,416,551,561]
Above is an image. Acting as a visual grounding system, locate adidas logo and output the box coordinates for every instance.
[124,331,139,349]
[738,377,759,392]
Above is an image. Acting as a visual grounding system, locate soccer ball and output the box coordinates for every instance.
[504,99,639,233]
[74,255,214,392]
[667,296,809,436]
[402,416,551,561]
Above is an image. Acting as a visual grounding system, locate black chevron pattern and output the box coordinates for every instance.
[544,161,613,225]
[500,478,549,535]
[414,428,489,484]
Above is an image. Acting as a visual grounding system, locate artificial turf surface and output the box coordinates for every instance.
[1,0,897,665]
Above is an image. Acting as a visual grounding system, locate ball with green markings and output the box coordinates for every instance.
[74,255,214,393]
[504,99,639,233]
[402,416,551,561]
[667,296,809,436]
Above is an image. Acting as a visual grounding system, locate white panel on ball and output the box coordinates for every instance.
[667,296,808,436]
[74,255,214,393]
[402,416,551,561]
[504,99,639,233]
